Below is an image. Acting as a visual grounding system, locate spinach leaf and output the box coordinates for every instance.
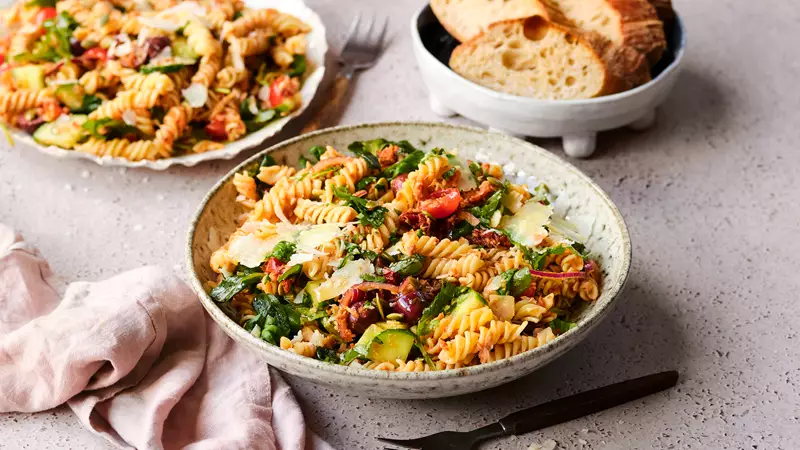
[260,154,277,167]
[549,318,578,335]
[355,176,377,191]
[446,221,474,240]
[347,141,381,170]
[267,241,297,263]
[316,347,339,363]
[298,155,310,169]
[252,294,301,344]
[525,245,567,270]
[338,241,378,268]
[393,140,418,154]
[234,264,263,276]
[296,305,326,321]
[72,94,102,114]
[497,270,516,296]
[288,54,306,77]
[417,282,468,336]
[333,186,387,228]
[309,145,325,162]
[341,347,365,364]
[388,254,424,277]
[210,272,263,302]
[82,118,143,140]
[468,188,505,226]
[277,264,302,282]
[381,150,424,179]
[468,161,482,183]
[361,273,386,283]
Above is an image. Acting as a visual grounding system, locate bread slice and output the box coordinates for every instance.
[449,16,619,100]
[431,0,548,42]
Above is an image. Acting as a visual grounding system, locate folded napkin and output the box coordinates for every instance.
[0,224,333,450]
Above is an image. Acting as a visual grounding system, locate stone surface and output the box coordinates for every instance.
[1,0,799,448]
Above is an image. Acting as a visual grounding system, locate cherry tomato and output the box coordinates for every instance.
[82,47,108,61]
[36,7,57,27]
[268,75,290,107]
[205,117,228,140]
[0,54,5,66]
[418,188,462,219]
[390,173,409,194]
[520,275,537,298]
[262,257,286,278]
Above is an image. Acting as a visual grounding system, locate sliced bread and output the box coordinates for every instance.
[449,16,619,100]
[431,0,548,42]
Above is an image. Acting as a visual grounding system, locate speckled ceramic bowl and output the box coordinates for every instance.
[186,122,631,398]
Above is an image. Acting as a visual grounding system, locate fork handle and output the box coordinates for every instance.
[301,70,352,134]
[499,371,679,436]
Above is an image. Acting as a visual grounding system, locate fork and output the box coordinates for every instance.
[377,370,679,450]
[301,12,388,133]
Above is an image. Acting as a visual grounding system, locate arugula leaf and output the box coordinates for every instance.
[447,221,474,240]
[277,264,302,282]
[234,264,263,276]
[361,273,386,283]
[316,347,339,363]
[497,269,533,296]
[296,305,326,321]
[309,145,325,162]
[267,241,297,263]
[260,154,277,168]
[393,140,418,154]
[549,318,578,335]
[82,118,143,140]
[417,282,468,336]
[525,245,567,270]
[341,347,365,364]
[210,272,263,302]
[468,161,482,183]
[252,294,301,344]
[497,270,516,296]
[344,242,377,262]
[415,339,436,369]
[381,150,424,179]
[469,188,505,226]
[355,176,377,191]
[388,254,424,277]
[288,54,307,77]
[333,186,387,228]
[71,95,102,114]
[347,141,381,170]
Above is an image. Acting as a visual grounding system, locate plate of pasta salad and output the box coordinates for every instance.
[188,122,631,398]
[0,0,326,169]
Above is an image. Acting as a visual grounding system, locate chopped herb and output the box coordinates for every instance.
[277,264,302,282]
[442,167,457,180]
[309,145,326,162]
[288,54,307,77]
[333,185,387,228]
[267,241,297,263]
[531,183,551,204]
[549,318,578,334]
[388,254,424,277]
[526,245,567,270]
[417,283,469,336]
[210,272,263,302]
[381,150,424,179]
[360,273,386,283]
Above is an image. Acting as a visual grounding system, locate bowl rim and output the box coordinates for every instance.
[186,121,632,381]
[409,3,687,106]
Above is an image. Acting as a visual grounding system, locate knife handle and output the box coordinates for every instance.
[499,371,679,436]
[301,70,352,134]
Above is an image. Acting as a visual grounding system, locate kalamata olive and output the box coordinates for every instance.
[69,37,85,56]
[391,173,409,194]
[391,291,424,322]
[145,36,171,60]
[16,114,44,134]
[346,300,379,335]
[382,268,401,285]
[418,279,441,304]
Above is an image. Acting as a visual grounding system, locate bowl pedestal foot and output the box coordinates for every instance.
[562,133,597,158]
[628,109,657,131]
[429,95,456,117]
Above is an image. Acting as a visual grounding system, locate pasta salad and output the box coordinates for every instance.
[209,140,602,371]
[0,0,311,160]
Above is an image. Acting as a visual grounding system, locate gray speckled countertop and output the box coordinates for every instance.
[1,0,799,449]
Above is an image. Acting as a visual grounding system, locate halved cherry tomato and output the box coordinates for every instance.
[520,275,537,298]
[418,188,462,219]
[262,257,286,279]
[0,54,5,66]
[36,7,57,27]
[268,75,290,107]
[391,173,409,194]
[82,47,108,62]
[204,117,228,141]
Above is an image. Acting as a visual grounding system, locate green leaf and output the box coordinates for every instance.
[381,150,424,179]
[288,54,307,77]
[71,94,102,114]
[267,241,296,263]
[309,145,325,162]
[260,154,277,168]
[415,339,436,369]
[26,0,57,6]
[360,273,386,283]
[549,318,578,335]
[497,269,516,296]
[341,347,365,364]
[298,155,310,169]
[388,254,424,277]
[210,272,263,302]
[442,167,457,180]
[393,140,418,154]
[446,221,474,240]
[316,347,338,363]
[252,294,301,344]
[347,141,381,170]
[333,186,387,228]
[525,245,567,270]
[355,176,377,191]
[469,187,506,226]
[510,269,533,296]
[417,283,468,336]
[468,161,482,183]
[82,118,143,140]
[277,264,302,282]
[140,62,193,74]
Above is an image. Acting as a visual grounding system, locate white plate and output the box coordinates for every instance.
[8,0,327,170]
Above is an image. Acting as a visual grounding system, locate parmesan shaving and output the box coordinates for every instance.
[121,110,137,126]
[182,83,208,108]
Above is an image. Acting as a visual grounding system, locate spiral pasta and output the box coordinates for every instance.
[294,199,357,224]
[421,253,485,278]
[401,234,472,259]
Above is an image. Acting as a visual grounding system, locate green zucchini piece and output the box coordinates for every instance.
[55,83,86,111]
[449,289,487,322]
[32,115,88,149]
[367,329,416,363]
[11,66,45,91]
[140,57,197,74]
[171,37,200,60]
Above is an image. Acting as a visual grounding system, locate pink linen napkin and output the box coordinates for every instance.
[0,224,334,450]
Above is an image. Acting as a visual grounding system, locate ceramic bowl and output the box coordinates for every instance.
[6,0,326,170]
[186,122,632,398]
[410,5,686,158]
